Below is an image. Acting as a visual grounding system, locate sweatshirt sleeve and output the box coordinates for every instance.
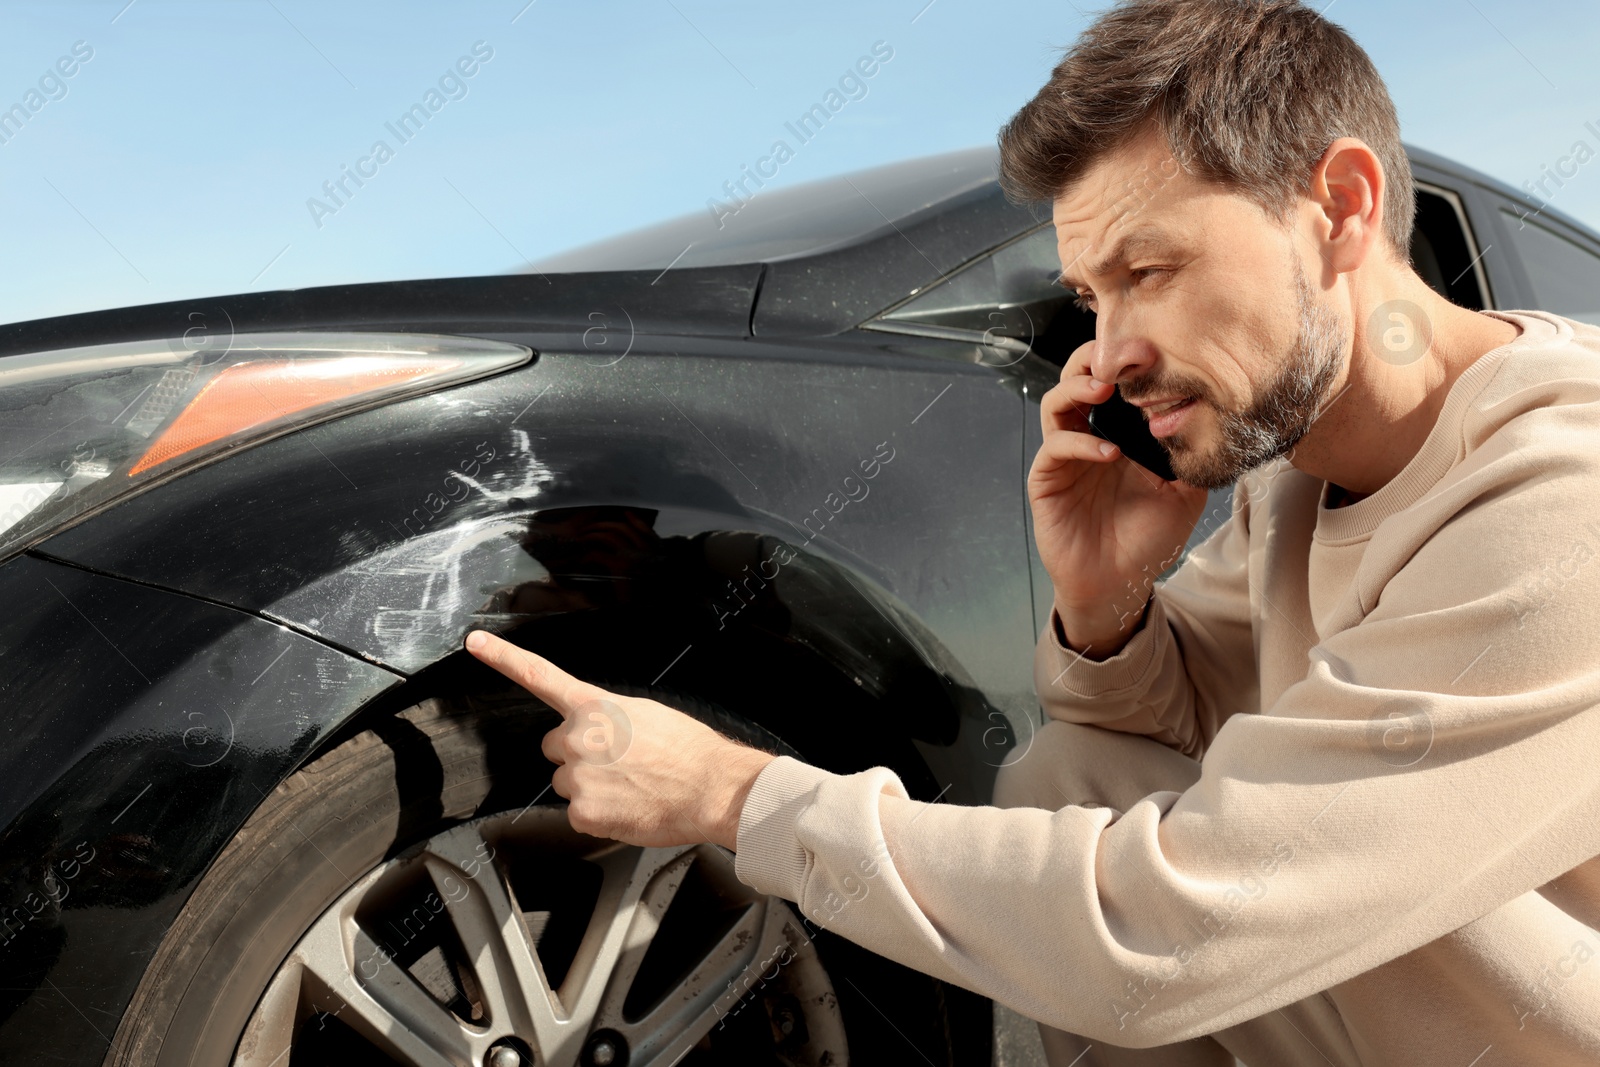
[734,439,1600,1047]
[1034,467,1264,760]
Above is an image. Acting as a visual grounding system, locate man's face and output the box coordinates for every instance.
[1053,125,1349,489]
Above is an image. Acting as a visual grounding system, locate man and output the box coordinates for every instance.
[465,0,1600,1063]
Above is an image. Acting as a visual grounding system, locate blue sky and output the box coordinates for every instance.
[2,0,1597,326]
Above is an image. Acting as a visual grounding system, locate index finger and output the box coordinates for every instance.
[1042,373,1110,437]
[1044,343,1111,436]
[464,631,604,717]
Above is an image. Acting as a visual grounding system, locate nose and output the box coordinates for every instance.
[1088,309,1157,386]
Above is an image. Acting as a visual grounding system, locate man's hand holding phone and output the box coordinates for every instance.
[1029,340,1209,658]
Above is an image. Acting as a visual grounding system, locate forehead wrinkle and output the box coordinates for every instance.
[1057,226,1173,291]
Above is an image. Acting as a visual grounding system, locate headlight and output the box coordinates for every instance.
[0,331,531,559]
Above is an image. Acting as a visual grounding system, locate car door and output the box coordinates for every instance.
[1470,191,1600,323]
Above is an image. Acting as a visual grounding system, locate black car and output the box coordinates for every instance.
[1,143,1597,1067]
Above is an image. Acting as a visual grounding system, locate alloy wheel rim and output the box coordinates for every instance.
[232,806,846,1066]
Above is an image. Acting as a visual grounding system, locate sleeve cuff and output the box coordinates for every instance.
[1038,593,1166,699]
[733,754,834,900]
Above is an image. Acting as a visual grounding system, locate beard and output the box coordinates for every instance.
[1132,259,1346,491]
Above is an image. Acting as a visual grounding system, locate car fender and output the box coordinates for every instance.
[0,553,399,1062]
[36,332,1040,789]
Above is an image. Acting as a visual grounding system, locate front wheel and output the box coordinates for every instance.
[237,808,842,1067]
[107,686,979,1066]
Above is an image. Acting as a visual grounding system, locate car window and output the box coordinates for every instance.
[1412,185,1488,310]
[881,224,1060,328]
[1498,210,1600,325]
[876,224,1094,365]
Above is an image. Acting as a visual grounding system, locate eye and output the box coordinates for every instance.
[1071,290,1096,313]
[1131,266,1168,286]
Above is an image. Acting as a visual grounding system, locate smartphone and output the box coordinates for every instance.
[1086,387,1178,482]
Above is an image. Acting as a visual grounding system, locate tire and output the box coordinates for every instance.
[105,684,987,1066]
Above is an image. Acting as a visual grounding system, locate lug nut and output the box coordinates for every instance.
[582,1027,626,1066]
[487,1046,522,1067]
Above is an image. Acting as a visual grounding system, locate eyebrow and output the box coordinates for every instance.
[1056,227,1176,292]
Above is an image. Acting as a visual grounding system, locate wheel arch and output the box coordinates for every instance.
[298,523,991,802]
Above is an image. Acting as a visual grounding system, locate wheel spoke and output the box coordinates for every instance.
[616,890,797,1064]
[584,847,697,1025]
[295,904,480,1067]
[549,844,690,1061]
[421,827,564,1049]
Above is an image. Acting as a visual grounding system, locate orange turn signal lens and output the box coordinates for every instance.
[0,332,530,562]
[129,356,460,476]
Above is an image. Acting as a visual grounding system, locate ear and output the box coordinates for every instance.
[1308,137,1386,274]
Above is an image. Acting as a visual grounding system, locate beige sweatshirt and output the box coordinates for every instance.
[734,308,1600,1065]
